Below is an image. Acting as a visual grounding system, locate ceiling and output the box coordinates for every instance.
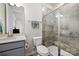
[45,3,65,11]
[42,3,65,16]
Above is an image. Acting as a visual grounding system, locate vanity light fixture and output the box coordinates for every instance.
[9,3,22,7]
[9,3,15,6]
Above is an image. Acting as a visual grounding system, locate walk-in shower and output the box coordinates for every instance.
[42,3,79,56]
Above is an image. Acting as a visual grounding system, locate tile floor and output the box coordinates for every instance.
[25,45,74,56]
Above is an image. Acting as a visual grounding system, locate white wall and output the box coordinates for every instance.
[23,3,42,53]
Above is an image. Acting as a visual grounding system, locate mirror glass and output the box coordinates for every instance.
[0,3,6,34]
[6,3,25,34]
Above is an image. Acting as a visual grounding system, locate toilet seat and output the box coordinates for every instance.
[37,45,48,56]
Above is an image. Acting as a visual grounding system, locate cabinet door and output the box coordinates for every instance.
[0,48,24,56]
[0,41,24,52]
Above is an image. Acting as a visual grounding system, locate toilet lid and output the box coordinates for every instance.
[37,45,48,54]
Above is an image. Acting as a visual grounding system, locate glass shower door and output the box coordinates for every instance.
[42,9,59,56]
[43,3,79,56]
[58,3,79,56]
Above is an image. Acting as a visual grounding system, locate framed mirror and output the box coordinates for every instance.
[6,3,25,34]
[0,3,25,35]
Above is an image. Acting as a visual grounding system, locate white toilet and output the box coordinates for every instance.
[33,36,49,56]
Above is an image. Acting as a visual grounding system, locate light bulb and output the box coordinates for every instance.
[10,3,15,6]
[16,5,20,7]
[15,3,22,7]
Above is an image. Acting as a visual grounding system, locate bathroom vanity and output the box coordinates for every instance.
[0,3,26,56]
[0,35,25,56]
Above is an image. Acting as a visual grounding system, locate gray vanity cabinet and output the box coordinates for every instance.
[0,40,25,56]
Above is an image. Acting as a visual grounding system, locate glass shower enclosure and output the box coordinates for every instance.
[42,3,79,56]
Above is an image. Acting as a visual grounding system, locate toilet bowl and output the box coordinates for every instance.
[33,36,49,56]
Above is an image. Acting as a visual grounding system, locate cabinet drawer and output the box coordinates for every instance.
[0,41,24,52]
[0,48,24,56]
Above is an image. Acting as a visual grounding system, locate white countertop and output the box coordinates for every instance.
[0,35,26,44]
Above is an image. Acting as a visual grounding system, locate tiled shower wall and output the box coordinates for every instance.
[42,3,79,55]
[42,11,58,47]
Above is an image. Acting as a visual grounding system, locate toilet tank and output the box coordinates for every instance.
[33,36,42,46]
